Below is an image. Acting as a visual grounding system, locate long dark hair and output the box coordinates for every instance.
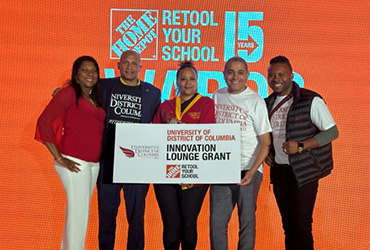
[70,55,102,107]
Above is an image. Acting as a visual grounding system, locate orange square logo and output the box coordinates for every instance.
[166,165,181,178]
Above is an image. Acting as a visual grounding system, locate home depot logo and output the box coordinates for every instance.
[166,164,181,178]
[110,9,158,60]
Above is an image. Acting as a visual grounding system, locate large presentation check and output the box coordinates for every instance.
[113,123,241,184]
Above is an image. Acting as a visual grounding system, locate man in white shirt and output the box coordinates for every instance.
[265,55,339,250]
[210,56,271,250]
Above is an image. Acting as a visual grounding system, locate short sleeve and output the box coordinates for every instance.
[35,87,73,145]
[253,98,272,136]
[310,97,336,131]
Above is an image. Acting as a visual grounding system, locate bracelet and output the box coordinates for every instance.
[55,155,63,162]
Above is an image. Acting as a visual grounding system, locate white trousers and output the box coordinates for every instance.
[54,154,99,250]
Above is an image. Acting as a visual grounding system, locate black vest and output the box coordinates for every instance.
[265,82,333,187]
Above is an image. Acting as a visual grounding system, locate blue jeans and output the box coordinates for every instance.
[210,171,263,250]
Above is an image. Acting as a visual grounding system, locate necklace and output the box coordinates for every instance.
[82,93,95,105]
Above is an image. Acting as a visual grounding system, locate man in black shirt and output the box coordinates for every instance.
[97,50,161,250]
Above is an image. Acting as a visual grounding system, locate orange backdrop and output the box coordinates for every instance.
[1,0,369,249]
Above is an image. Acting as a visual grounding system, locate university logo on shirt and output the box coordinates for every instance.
[188,112,201,120]
[110,9,158,60]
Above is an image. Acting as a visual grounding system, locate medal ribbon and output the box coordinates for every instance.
[175,94,202,121]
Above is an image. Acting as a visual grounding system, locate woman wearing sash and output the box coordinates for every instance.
[152,61,215,250]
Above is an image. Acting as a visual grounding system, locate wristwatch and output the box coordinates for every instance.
[298,142,304,153]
